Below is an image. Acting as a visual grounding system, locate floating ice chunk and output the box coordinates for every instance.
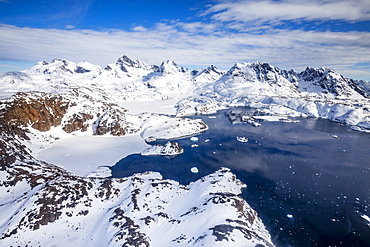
[330,134,339,139]
[205,139,210,143]
[191,167,199,173]
[190,136,199,142]
[251,122,261,127]
[280,119,300,123]
[361,214,370,228]
[287,214,293,218]
[191,144,199,148]
[236,136,249,143]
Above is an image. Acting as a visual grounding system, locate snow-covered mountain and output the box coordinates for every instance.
[297,67,369,98]
[10,55,368,131]
[1,55,370,246]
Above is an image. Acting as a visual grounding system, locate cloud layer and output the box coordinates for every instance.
[205,0,370,24]
[0,0,369,80]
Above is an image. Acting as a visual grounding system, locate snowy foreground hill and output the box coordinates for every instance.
[1,55,370,246]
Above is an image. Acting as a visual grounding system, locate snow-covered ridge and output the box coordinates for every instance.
[1,55,369,132]
[0,55,225,100]
[0,158,274,246]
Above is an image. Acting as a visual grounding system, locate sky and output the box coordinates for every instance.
[0,0,370,80]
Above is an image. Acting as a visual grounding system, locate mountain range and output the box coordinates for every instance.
[2,55,369,130]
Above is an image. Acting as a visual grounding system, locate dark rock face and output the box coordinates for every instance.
[109,210,150,246]
[0,92,68,133]
[0,91,131,139]
[74,66,91,73]
[93,109,127,136]
[0,92,69,164]
[63,113,94,133]
[298,67,369,98]
[0,135,30,165]
[95,121,126,136]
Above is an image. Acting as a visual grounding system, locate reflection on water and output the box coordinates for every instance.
[111,107,370,247]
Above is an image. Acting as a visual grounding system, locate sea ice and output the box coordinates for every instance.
[36,135,150,177]
[361,214,370,228]
[236,136,249,143]
[190,167,199,173]
[190,136,199,142]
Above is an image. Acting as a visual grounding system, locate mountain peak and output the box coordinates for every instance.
[36,61,49,66]
[51,58,71,65]
[113,55,151,72]
[298,67,369,98]
[116,55,135,66]
[198,65,224,77]
[157,60,187,74]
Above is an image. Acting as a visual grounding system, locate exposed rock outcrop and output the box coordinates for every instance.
[0,92,68,134]
[93,109,127,136]
[141,141,184,157]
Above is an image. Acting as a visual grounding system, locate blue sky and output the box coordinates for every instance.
[0,0,370,80]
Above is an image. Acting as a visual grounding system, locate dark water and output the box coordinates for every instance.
[110,108,370,247]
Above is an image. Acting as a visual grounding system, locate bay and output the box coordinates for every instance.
[111,108,370,247]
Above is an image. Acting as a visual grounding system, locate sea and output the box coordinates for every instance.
[111,107,370,247]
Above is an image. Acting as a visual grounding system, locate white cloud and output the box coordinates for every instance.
[0,23,369,80]
[132,26,147,32]
[65,25,76,29]
[205,0,370,24]
[0,64,13,68]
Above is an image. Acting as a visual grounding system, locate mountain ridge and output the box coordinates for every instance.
[2,55,368,98]
[1,55,369,131]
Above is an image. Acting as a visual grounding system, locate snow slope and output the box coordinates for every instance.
[0,160,274,246]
